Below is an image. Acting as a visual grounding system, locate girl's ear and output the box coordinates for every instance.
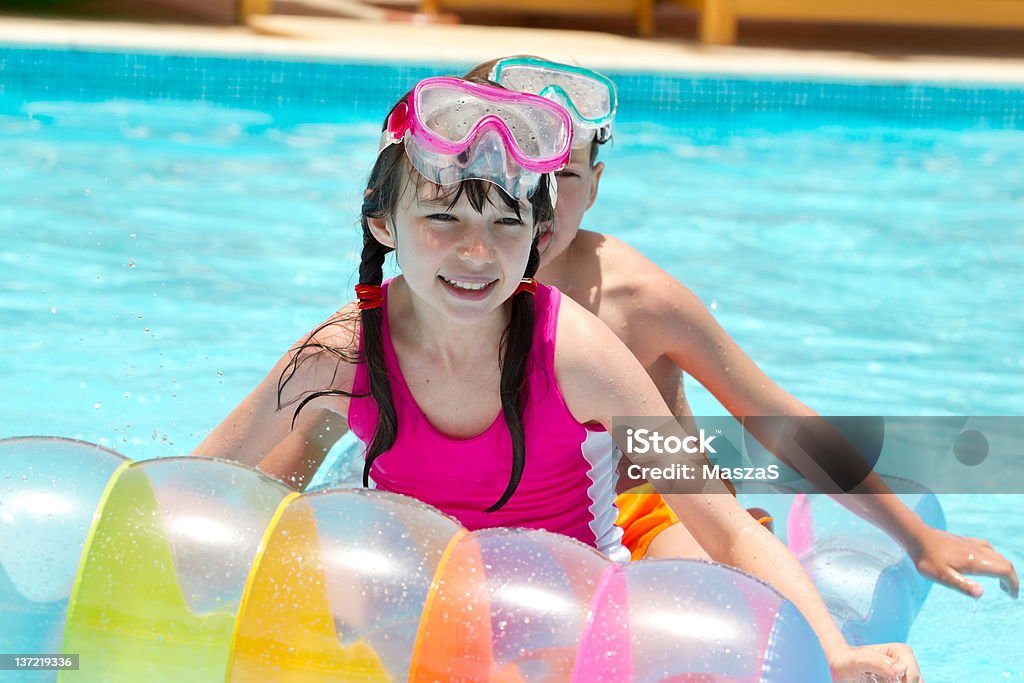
[366,216,396,249]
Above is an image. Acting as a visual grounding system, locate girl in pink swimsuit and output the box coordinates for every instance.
[347,277,628,562]
[196,77,921,682]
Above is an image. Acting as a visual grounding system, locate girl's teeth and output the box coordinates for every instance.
[443,277,490,291]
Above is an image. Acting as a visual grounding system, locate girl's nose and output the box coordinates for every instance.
[456,224,494,263]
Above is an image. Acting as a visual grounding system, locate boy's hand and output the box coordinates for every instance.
[829,643,922,682]
[910,527,1019,599]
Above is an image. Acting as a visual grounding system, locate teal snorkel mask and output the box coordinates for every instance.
[490,57,618,148]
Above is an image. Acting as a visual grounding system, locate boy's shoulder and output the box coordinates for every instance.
[574,229,645,261]
[573,229,682,313]
[579,229,669,279]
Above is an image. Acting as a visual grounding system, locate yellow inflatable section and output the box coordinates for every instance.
[228,493,390,682]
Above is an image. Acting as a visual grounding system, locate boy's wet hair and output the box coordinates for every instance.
[463,56,609,167]
[279,85,554,512]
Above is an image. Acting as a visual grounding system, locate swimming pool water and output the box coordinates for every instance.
[1,46,1022,677]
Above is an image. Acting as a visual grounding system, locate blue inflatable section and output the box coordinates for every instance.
[738,476,944,645]
[0,438,127,682]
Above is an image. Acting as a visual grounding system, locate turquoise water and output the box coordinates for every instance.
[1,70,1022,677]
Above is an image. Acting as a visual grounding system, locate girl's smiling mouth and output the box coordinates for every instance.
[439,275,499,299]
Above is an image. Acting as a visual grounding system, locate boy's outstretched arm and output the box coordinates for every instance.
[641,270,1018,598]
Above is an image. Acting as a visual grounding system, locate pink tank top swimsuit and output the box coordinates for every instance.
[347,279,628,562]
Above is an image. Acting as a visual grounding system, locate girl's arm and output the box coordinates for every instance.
[192,306,358,489]
[554,295,920,682]
[256,407,347,490]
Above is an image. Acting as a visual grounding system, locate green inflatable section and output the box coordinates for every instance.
[59,465,234,681]
[58,458,290,683]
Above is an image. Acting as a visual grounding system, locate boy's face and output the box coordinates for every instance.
[539,143,604,267]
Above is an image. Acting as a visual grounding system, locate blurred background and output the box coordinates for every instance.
[4,0,1024,56]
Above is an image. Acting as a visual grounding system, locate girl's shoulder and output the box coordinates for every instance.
[551,291,656,426]
[552,293,636,375]
[550,288,605,348]
[307,300,363,351]
[278,301,363,409]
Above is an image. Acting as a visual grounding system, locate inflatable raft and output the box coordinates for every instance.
[0,436,941,681]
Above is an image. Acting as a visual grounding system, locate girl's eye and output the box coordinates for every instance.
[555,170,579,179]
[497,216,525,226]
[426,213,456,222]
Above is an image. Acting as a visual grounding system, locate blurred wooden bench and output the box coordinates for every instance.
[242,0,1024,43]
[672,0,1024,45]
[418,0,656,35]
[239,0,436,21]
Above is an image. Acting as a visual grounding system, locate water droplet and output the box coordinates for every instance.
[50,306,57,314]
[127,259,136,269]
[93,402,102,409]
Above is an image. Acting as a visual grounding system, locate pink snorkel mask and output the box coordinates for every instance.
[380,77,573,200]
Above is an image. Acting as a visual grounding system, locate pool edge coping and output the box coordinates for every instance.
[3,14,1024,87]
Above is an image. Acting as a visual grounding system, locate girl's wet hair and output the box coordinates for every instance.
[278,86,555,512]
[463,56,609,166]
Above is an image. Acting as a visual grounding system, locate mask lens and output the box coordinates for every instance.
[497,63,613,122]
[413,79,569,163]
